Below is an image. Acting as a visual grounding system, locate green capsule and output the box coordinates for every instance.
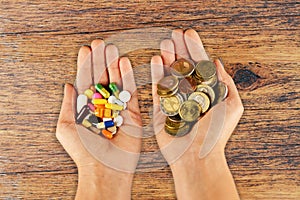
[109,82,120,98]
[95,84,110,99]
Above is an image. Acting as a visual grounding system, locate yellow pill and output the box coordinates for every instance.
[105,103,124,111]
[84,89,94,99]
[97,122,105,129]
[107,126,117,135]
[112,110,119,118]
[82,119,92,128]
[95,84,110,99]
[103,108,112,118]
[92,99,107,105]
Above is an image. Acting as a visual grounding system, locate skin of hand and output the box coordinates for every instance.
[56,40,142,200]
[151,29,244,200]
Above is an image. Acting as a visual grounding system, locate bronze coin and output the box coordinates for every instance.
[157,76,179,97]
[179,78,196,94]
[170,58,195,78]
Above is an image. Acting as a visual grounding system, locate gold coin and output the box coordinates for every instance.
[165,116,186,129]
[214,81,228,104]
[170,58,195,78]
[188,92,210,113]
[201,74,218,88]
[179,100,201,122]
[196,84,215,104]
[165,122,192,137]
[157,76,179,97]
[160,94,183,116]
[195,60,216,80]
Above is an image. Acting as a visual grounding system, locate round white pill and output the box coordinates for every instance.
[77,94,88,113]
[114,115,123,127]
[108,95,117,104]
[119,90,131,103]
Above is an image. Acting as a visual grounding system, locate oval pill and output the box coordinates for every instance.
[114,98,124,106]
[101,129,113,139]
[109,82,120,98]
[95,83,110,99]
[93,93,103,99]
[84,89,94,99]
[92,99,107,105]
[77,94,88,113]
[87,103,95,112]
[90,85,96,93]
[104,120,115,128]
[108,96,117,104]
[96,122,105,129]
[76,105,90,124]
[119,90,131,102]
[114,115,123,127]
[82,119,92,128]
[112,110,120,118]
[107,126,117,135]
[105,103,124,111]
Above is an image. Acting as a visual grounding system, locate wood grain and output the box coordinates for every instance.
[0,0,299,199]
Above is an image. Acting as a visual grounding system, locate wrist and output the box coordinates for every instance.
[170,146,239,200]
[76,164,133,200]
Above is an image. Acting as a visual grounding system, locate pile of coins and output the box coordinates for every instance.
[157,58,228,137]
[76,82,131,139]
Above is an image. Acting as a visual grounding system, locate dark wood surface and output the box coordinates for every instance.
[0,1,299,199]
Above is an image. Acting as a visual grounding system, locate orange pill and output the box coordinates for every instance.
[94,104,105,109]
[95,108,104,118]
[103,109,112,118]
[102,129,113,139]
[90,85,96,93]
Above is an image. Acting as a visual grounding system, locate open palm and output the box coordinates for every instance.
[56,40,142,173]
[151,29,244,165]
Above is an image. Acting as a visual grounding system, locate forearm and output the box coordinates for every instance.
[76,166,133,200]
[171,150,240,200]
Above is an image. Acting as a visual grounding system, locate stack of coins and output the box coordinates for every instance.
[76,82,131,139]
[157,59,228,137]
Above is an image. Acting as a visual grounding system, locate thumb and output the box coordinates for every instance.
[215,59,240,100]
[58,83,76,124]
[151,55,164,108]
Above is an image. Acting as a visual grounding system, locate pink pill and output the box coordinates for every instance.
[93,93,103,99]
[87,103,96,112]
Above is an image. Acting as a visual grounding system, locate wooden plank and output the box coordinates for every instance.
[1,1,299,34]
[0,169,298,199]
[0,0,299,199]
[0,107,299,173]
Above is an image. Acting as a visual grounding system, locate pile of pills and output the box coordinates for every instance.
[76,82,131,139]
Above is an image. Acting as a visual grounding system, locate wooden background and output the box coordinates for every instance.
[0,0,299,199]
